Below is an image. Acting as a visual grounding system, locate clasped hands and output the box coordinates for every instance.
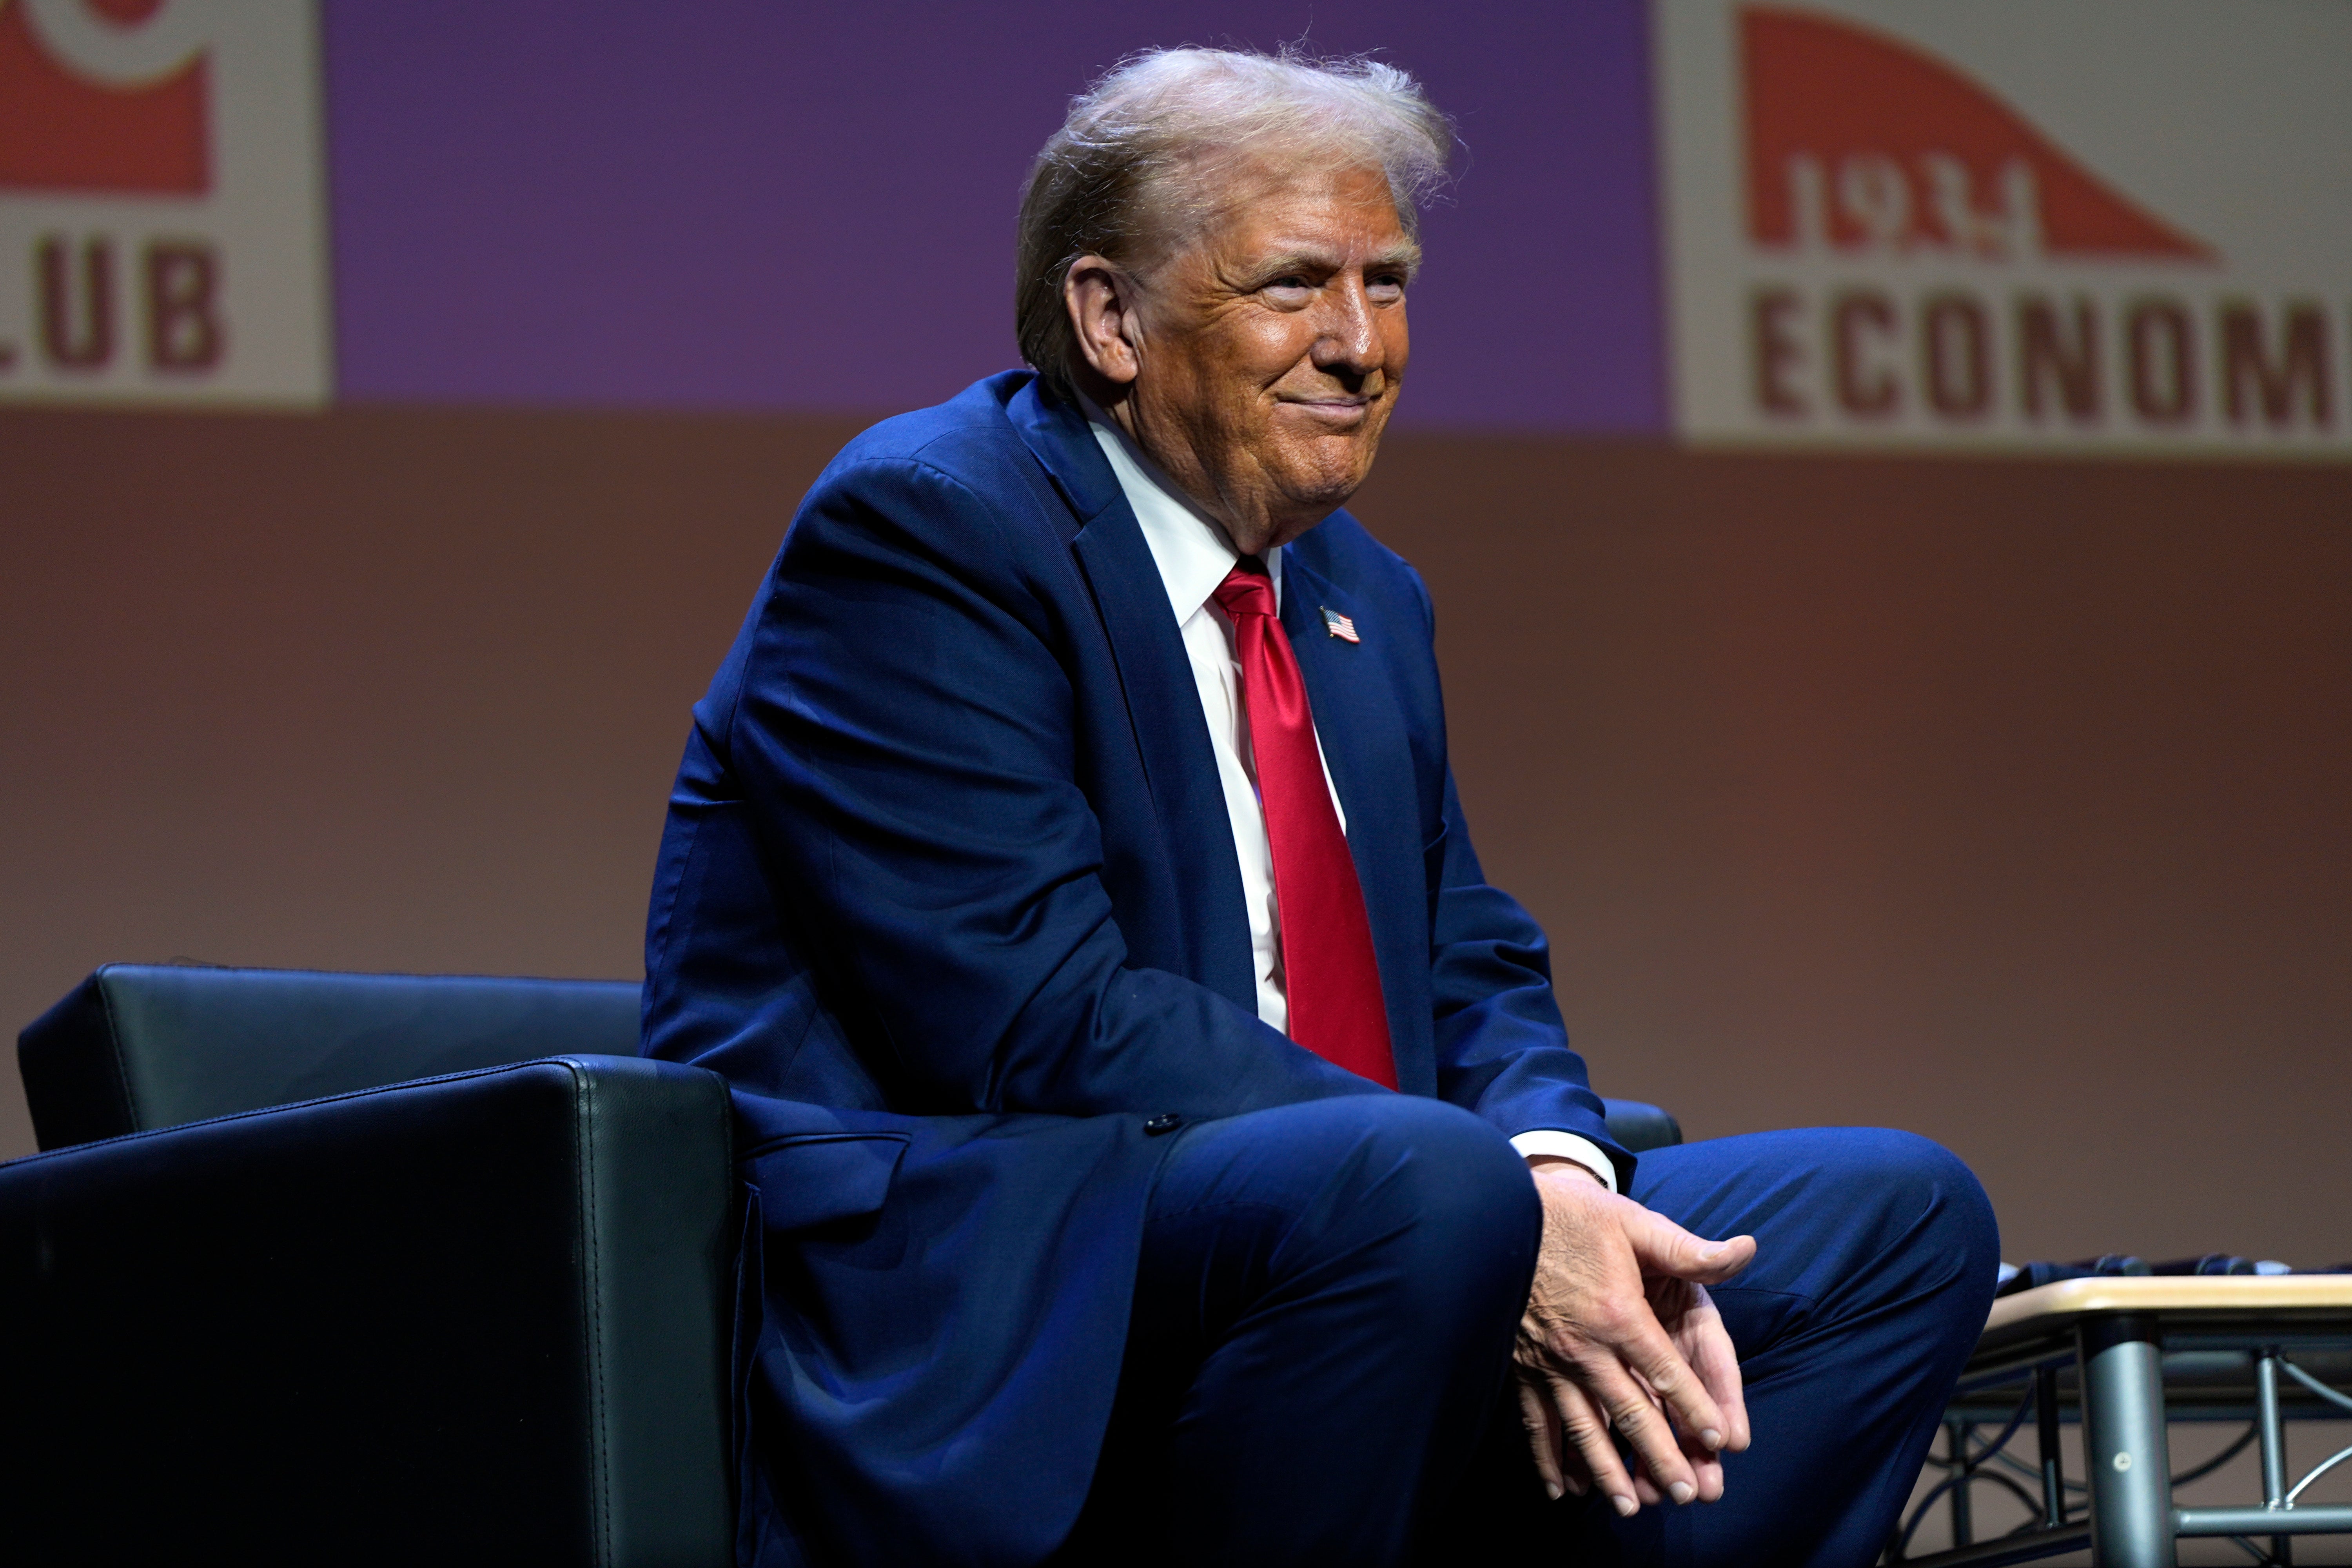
[1515,1158,1757,1517]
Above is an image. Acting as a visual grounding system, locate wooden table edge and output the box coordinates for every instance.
[1985,1276,2352,1338]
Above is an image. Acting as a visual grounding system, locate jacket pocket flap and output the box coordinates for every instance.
[743,1131,911,1232]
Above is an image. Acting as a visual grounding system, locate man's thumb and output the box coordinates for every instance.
[1633,1213,1756,1281]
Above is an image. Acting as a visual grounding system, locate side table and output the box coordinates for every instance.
[1897,1276,2352,1568]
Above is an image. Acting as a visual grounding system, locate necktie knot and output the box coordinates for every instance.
[1212,556,1276,621]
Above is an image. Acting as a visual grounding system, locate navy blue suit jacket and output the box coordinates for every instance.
[641,371,1628,1566]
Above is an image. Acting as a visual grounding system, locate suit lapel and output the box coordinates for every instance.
[1008,381,1258,1016]
[1005,376,1122,535]
[1282,548,1437,1093]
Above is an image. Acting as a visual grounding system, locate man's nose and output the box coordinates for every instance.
[1310,279,1384,378]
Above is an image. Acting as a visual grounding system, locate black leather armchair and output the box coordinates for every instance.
[2,962,1681,1564]
[3,965,736,1565]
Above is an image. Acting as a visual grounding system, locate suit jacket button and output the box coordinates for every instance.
[1143,1113,1182,1136]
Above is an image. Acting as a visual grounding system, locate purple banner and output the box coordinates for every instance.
[322,1,1664,432]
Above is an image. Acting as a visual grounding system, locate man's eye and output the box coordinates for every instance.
[1265,276,1311,294]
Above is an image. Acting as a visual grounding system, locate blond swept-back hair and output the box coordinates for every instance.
[1014,47,1453,404]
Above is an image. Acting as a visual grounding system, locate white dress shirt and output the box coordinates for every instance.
[1084,409,1617,1191]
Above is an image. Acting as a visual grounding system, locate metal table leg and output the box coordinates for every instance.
[2037,1362,2067,1528]
[2256,1348,2291,1566]
[2080,1315,2176,1568]
[1949,1419,1975,1547]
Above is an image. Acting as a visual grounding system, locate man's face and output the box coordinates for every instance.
[1119,159,1416,554]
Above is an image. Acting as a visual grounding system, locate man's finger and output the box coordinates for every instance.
[1626,1210,1756,1285]
[1517,1374,1566,1500]
[1652,1430,1726,1503]
[1614,1321,1730,1477]
[1548,1370,1638,1518]
[1682,1300,1751,1452]
[1575,1352,1704,1509]
[1555,1434,1594,1500]
[1546,1394,1596,1501]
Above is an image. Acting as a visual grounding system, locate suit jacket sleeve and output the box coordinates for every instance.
[1410,581,1637,1187]
[719,454,1378,1120]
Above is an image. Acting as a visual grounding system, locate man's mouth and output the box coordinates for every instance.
[1278,394,1376,419]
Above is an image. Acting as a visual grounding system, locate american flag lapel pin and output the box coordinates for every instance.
[1319,606,1360,643]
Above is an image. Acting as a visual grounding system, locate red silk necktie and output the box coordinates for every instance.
[1212,557,1397,1089]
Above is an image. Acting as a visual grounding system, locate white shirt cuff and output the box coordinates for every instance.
[1509,1130,1619,1193]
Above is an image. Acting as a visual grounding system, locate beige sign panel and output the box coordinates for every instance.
[0,0,329,407]
[1655,0,2352,456]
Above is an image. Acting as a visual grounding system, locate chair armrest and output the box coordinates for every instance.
[0,1054,735,1566]
[1601,1097,1684,1154]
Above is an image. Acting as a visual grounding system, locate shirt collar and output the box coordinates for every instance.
[1081,398,1282,625]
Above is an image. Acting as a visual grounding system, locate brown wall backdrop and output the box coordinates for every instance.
[4,406,2346,1268]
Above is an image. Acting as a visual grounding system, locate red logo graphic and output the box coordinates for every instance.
[1743,5,2210,260]
[0,0,210,194]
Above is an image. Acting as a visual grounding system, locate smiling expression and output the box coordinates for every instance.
[1070,157,1418,555]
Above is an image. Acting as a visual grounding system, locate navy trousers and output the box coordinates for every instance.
[1054,1102,1999,1568]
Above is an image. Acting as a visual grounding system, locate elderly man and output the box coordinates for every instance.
[643,47,1996,1568]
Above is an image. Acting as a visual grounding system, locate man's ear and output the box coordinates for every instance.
[1064,256,1142,387]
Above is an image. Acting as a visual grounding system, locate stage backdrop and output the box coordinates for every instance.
[1656,0,2352,459]
[3,0,2346,1370]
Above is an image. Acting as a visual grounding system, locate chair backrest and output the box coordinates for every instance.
[17,964,641,1150]
[1600,1099,1683,1154]
[18,961,1685,1158]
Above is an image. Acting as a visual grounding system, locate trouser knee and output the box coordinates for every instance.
[1319,1096,1543,1335]
[1828,1127,2002,1343]
[1884,1129,1998,1281]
